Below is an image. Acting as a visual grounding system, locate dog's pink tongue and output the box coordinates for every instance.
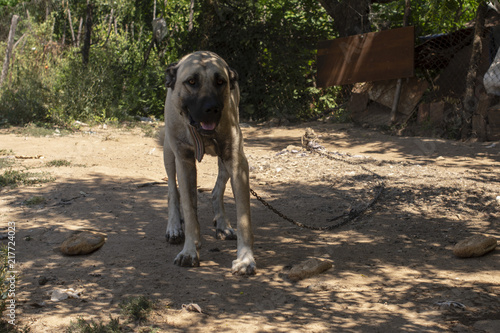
[200,122,216,131]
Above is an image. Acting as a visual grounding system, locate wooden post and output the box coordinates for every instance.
[461,2,487,139]
[0,15,19,89]
[390,0,411,124]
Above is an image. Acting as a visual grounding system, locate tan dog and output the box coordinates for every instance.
[162,51,256,275]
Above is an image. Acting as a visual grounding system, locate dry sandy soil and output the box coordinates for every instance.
[0,122,499,332]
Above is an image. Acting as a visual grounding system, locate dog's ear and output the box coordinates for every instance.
[165,62,178,89]
[228,67,238,90]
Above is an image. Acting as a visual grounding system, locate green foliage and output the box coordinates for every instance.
[0,14,60,125]
[23,195,46,206]
[0,1,166,126]
[0,158,14,170]
[0,0,485,125]
[66,316,121,333]
[0,149,14,156]
[0,87,47,126]
[0,150,14,169]
[371,0,482,34]
[46,159,71,167]
[54,50,123,123]
[412,0,481,34]
[184,0,334,121]
[0,169,54,188]
[0,0,19,6]
[17,123,70,137]
[119,296,155,323]
[65,296,156,332]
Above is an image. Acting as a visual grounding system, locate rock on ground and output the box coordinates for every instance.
[453,234,497,258]
[60,230,107,255]
[288,258,332,282]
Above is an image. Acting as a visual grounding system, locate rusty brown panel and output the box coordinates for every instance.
[317,26,415,87]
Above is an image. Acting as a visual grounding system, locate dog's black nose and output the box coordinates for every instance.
[205,106,219,114]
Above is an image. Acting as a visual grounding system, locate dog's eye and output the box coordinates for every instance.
[187,78,196,86]
[216,78,225,86]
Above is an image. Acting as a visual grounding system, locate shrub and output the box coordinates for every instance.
[183,0,335,121]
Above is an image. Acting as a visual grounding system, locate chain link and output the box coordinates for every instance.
[249,141,385,231]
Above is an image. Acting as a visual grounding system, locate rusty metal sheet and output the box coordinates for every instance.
[317,26,415,87]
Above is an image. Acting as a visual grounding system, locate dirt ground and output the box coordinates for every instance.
[0,122,499,332]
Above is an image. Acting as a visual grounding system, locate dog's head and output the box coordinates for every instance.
[166,51,238,136]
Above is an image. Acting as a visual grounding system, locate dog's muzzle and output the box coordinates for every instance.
[185,98,222,135]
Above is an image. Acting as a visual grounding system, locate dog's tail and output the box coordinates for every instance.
[157,127,165,147]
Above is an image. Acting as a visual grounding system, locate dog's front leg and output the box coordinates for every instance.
[174,155,201,267]
[164,145,184,244]
[225,154,256,275]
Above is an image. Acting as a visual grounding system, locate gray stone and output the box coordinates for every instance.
[60,230,106,255]
[307,282,336,292]
[473,320,500,333]
[453,235,497,258]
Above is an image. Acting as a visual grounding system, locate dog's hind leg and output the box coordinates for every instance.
[212,157,237,240]
[163,144,184,244]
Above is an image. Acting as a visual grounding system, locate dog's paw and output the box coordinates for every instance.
[231,256,256,275]
[174,251,200,267]
[216,228,237,240]
[166,230,185,244]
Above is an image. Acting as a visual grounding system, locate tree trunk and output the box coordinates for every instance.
[461,2,487,139]
[82,1,93,66]
[45,0,50,21]
[318,0,372,37]
[103,9,114,47]
[50,16,55,42]
[67,7,76,45]
[77,17,83,47]
[0,15,19,89]
[189,0,195,32]
[62,19,66,45]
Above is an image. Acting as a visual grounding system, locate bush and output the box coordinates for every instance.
[53,38,166,123]
[119,296,154,323]
[183,0,335,121]
[0,0,341,125]
[0,82,49,125]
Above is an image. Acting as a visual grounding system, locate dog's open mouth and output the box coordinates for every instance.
[188,115,218,136]
[200,121,217,131]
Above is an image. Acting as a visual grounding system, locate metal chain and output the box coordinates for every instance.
[249,141,385,231]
